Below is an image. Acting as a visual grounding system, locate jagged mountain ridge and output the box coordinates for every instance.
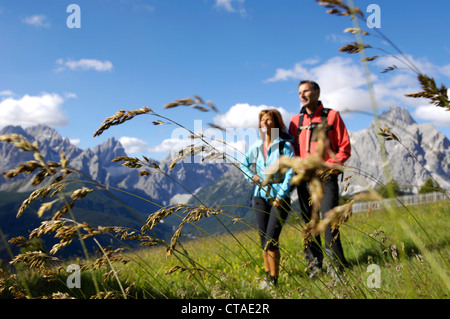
[345,106,450,194]
[0,124,230,205]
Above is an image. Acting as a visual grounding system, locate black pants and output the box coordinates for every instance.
[253,197,290,251]
[297,174,347,269]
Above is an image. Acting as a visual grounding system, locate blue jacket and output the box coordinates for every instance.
[240,137,295,201]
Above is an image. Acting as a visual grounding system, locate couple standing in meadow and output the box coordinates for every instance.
[240,80,352,287]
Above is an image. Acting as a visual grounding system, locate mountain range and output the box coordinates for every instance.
[0,106,449,259]
[0,124,229,203]
[345,106,450,194]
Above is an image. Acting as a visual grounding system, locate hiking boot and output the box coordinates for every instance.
[327,265,345,282]
[307,265,323,279]
[258,277,277,290]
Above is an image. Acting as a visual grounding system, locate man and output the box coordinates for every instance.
[289,80,351,278]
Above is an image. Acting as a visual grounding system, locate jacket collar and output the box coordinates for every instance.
[300,101,323,116]
[256,135,284,147]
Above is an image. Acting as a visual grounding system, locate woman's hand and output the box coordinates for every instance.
[273,197,282,208]
[252,174,261,183]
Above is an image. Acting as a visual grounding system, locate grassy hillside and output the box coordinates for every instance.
[2,199,448,299]
[118,200,449,299]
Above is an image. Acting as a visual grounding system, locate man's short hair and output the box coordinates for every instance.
[299,80,320,92]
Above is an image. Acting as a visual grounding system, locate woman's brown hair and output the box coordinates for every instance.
[258,109,291,140]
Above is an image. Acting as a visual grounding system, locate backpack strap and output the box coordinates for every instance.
[279,140,285,156]
[296,106,333,152]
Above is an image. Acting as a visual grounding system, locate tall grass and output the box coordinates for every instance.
[121,201,449,299]
[0,0,449,299]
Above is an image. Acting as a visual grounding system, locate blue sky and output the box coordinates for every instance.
[1,0,449,161]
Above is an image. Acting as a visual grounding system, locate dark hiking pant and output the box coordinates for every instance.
[253,197,290,251]
[296,174,348,269]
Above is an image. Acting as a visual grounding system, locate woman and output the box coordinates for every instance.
[240,109,294,287]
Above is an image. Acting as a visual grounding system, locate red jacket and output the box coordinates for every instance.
[288,103,351,166]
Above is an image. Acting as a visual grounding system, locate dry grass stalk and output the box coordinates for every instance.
[0,134,58,179]
[141,204,223,256]
[0,269,28,299]
[96,97,230,177]
[377,126,400,142]
[0,134,78,220]
[98,226,162,247]
[1,134,70,186]
[93,107,153,137]
[169,144,224,170]
[50,292,75,299]
[380,65,398,74]
[10,251,60,273]
[344,27,368,35]
[316,0,363,18]
[338,42,371,54]
[165,265,204,278]
[112,155,161,177]
[167,205,223,256]
[94,96,216,139]
[92,246,129,270]
[37,199,60,218]
[25,218,161,256]
[164,96,217,113]
[315,192,383,237]
[0,133,40,153]
[405,74,449,110]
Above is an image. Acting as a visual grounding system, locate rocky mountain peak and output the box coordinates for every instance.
[379,106,416,125]
[0,125,29,136]
[92,137,127,161]
[347,107,449,194]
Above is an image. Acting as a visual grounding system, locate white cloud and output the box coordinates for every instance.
[69,138,81,146]
[214,0,246,16]
[22,14,50,27]
[148,137,193,154]
[55,58,113,72]
[213,103,294,129]
[264,55,450,127]
[265,56,372,113]
[264,57,320,83]
[133,4,155,13]
[119,136,148,154]
[0,90,14,97]
[441,64,450,78]
[374,54,441,78]
[413,104,450,127]
[0,93,68,128]
[215,0,234,12]
[325,33,353,44]
[64,92,78,99]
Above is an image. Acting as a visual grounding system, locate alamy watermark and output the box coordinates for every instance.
[66,264,81,288]
[366,263,381,288]
[64,3,380,29]
[366,4,381,29]
[66,4,81,29]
